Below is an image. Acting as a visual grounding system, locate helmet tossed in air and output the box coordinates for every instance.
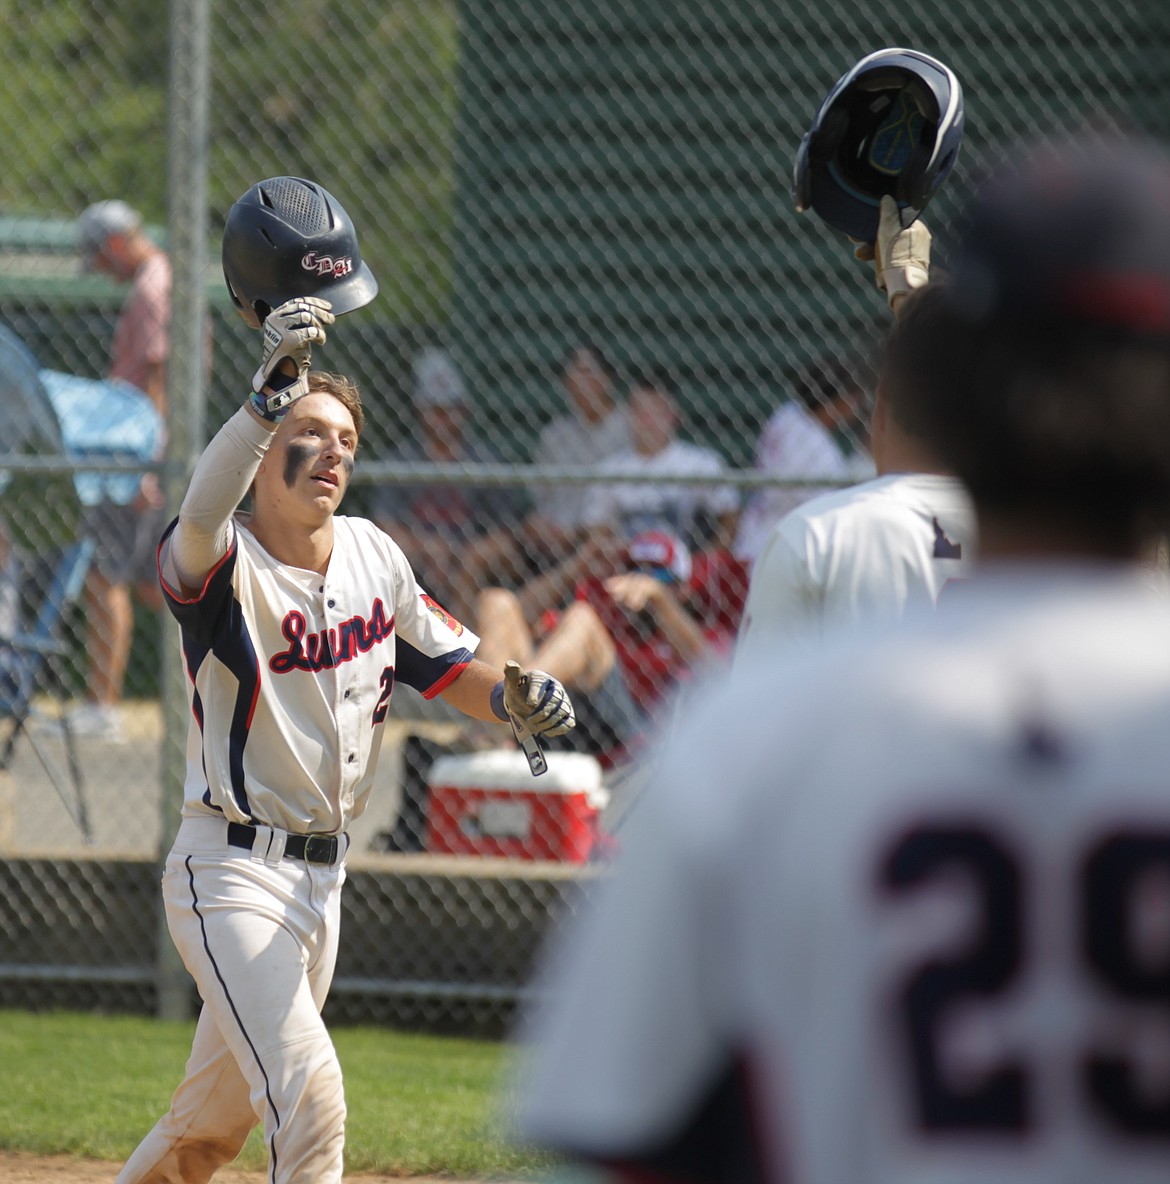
[221,176,378,324]
[793,48,964,243]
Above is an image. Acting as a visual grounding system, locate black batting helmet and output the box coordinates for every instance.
[793,48,964,243]
[221,176,378,323]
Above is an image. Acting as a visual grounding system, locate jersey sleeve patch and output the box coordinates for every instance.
[420,592,465,636]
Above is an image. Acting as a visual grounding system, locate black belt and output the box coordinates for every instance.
[227,821,344,866]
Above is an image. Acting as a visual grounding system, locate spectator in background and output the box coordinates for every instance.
[583,375,740,547]
[522,342,631,571]
[518,375,739,621]
[734,353,875,563]
[66,199,171,741]
[371,348,528,621]
[476,529,740,768]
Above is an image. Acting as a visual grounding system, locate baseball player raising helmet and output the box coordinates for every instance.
[517,134,1170,1182]
[736,196,975,657]
[116,185,574,1184]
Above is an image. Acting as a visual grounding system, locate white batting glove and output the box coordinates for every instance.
[868,195,931,307]
[250,297,335,419]
[503,660,576,738]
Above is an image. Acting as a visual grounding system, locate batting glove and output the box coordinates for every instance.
[854,195,931,308]
[502,660,576,738]
[249,297,335,420]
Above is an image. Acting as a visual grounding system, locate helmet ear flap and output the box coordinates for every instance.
[224,270,244,310]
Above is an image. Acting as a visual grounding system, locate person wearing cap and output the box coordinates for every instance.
[515,134,1170,1181]
[66,199,172,740]
[370,347,528,621]
[476,527,737,767]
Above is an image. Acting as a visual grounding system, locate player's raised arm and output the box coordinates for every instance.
[854,194,933,316]
[164,298,333,594]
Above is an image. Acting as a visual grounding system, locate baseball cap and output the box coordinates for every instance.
[77,199,142,269]
[412,348,467,408]
[947,136,1170,337]
[626,529,692,584]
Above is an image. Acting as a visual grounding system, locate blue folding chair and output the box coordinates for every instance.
[0,537,96,844]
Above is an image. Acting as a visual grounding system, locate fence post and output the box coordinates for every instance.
[157,0,211,1022]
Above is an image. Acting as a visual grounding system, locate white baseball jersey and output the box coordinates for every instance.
[736,472,974,659]
[519,566,1170,1183]
[159,513,477,835]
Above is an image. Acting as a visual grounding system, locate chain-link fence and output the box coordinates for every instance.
[1,0,1167,1030]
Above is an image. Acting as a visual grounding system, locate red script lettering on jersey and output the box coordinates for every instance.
[269,599,395,673]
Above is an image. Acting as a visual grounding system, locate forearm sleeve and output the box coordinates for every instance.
[170,407,274,587]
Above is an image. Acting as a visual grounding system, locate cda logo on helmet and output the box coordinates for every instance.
[221,176,378,322]
[302,252,354,280]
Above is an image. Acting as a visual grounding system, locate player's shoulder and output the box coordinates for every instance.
[335,515,408,562]
[780,473,966,535]
[646,621,917,847]
[666,568,1170,847]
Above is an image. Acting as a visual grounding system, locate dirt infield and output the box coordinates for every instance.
[0,1151,509,1182]
[1,1153,264,1182]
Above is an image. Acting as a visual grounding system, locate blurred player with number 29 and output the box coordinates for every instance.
[518,136,1170,1184]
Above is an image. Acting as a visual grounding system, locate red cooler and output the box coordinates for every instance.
[425,750,607,862]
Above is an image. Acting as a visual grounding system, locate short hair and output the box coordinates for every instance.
[307,371,366,443]
[791,354,868,414]
[877,285,951,438]
[884,136,1170,551]
[886,284,1170,550]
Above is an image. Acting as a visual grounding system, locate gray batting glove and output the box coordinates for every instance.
[250,296,335,419]
[503,660,576,738]
[871,194,931,306]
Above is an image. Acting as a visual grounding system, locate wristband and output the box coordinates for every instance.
[248,387,295,422]
[490,681,508,722]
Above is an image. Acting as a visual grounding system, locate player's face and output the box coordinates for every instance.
[254,392,357,525]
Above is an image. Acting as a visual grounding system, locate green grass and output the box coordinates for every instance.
[1,1010,560,1177]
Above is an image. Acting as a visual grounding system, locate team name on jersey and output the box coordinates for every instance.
[269,598,394,674]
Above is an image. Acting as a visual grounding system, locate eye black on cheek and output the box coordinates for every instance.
[284,442,316,488]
